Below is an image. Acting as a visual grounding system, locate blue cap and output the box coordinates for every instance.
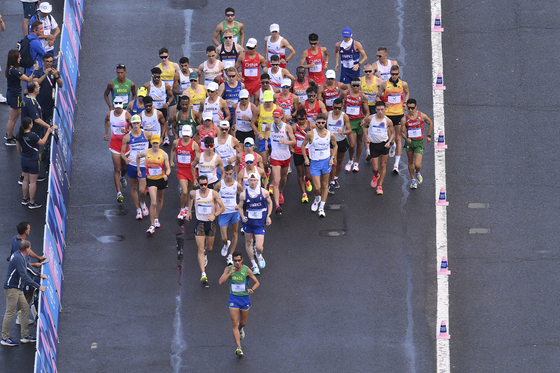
[189,71,198,80]
[342,28,352,37]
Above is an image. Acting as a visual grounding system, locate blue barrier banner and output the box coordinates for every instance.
[36,0,83,371]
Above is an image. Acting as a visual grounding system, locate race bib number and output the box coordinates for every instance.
[148,167,162,176]
[296,139,303,148]
[112,125,125,135]
[222,197,236,206]
[325,97,335,107]
[314,148,329,159]
[178,154,191,164]
[408,128,422,138]
[283,107,291,116]
[372,126,386,136]
[342,59,354,69]
[309,62,322,73]
[328,123,341,134]
[346,106,360,116]
[116,94,129,105]
[296,93,307,102]
[232,36,238,44]
[192,104,200,112]
[388,94,401,104]
[248,210,263,219]
[245,67,258,77]
[197,204,212,215]
[365,93,376,103]
[223,59,235,68]
[231,283,246,292]
[200,142,206,150]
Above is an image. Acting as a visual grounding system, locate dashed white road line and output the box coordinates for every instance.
[430,1,451,372]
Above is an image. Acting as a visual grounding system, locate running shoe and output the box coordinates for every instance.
[20,336,36,344]
[120,176,127,188]
[370,174,380,188]
[18,175,24,185]
[200,273,208,282]
[301,193,309,203]
[117,192,124,203]
[204,254,208,267]
[163,136,170,146]
[141,203,149,216]
[410,179,418,189]
[328,183,335,194]
[344,159,353,172]
[177,208,185,220]
[352,162,360,172]
[389,143,396,157]
[227,254,233,265]
[318,208,326,217]
[392,165,399,174]
[28,202,42,209]
[333,179,340,189]
[240,328,245,340]
[240,226,245,235]
[136,209,143,220]
[3,133,6,140]
[279,193,284,205]
[4,137,16,147]
[275,205,282,215]
[305,179,312,192]
[252,265,260,275]
[154,218,161,228]
[37,176,47,182]
[15,313,34,325]
[258,254,266,268]
[21,198,29,206]
[0,338,18,346]
[288,165,292,174]
[146,225,155,235]
[376,185,383,195]
[311,198,320,212]
[236,347,243,356]
[222,240,231,256]
[0,94,7,103]
[366,154,372,162]
[268,185,273,194]
[416,173,423,184]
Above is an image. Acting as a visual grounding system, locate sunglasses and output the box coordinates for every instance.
[281,86,290,89]
[351,84,360,87]
[307,94,316,97]
[189,79,197,82]
[247,46,255,50]
[199,183,208,186]
[228,75,236,78]
[244,143,253,147]
[144,104,153,108]
[206,143,215,147]
[316,121,326,125]
[226,13,235,17]
[224,36,232,40]
[160,55,168,59]
[116,64,126,69]
[364,70,373,73]
[271,64,279,67]
[233,259,242,262]
[333,106,342,110]
[152,75,161,79]
[245,160,254,164]
[309,42,318,45]
[261,81,270,84]
[221,128,229,131]
[207,54,216,58]
[391,73,399,76]
[407,106,416,110]
[377,53,387,57]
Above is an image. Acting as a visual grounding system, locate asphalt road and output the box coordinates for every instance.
[2,0,557,372]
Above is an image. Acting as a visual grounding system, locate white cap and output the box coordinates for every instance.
[202,111,213,120]
[270,23,280,32]
[239,89,249,99]
[38,2,53,13]
[246,38,257,48]
[325,70,336,79]
[181,126,193,137]
[219,120,230,128]
[281,78,292,88]
[245,153,255,163]
[113,97,124,108]
[207,82,219,91]
[244,137,255,146]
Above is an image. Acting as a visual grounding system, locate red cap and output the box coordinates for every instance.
[272,108,283,117]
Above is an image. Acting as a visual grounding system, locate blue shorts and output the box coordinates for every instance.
[242,222,265,235]
[6,92,21,110]
[21,156,39,174]
[340,66,360,84]
[258,138,271,153]
[310,157,332,177]
[127,164,146,179]
[229,294,251,310]
[218,211,241,226]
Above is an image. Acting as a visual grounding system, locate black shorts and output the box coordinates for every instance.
[146,178,168,190]
[293,153,306,167]
[159,108,168,121]
[337,138,349,153]
[194,219,216,237]
[387,114,404,129]
[236,130,254,145]
[369,141,390,158]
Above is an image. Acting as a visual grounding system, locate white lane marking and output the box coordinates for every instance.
[182,10,194,58]
[431,1,451,372]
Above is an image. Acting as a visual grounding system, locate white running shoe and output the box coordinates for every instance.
[204,255,208,267]
[136,209,143,220]
[222,240,231,256]
[389,143,396,157]
[141,203,149,216]
[311,198,320,212]
[154,218,161,228]
[318,208,326,218]
[258,254,266,268]
[344,159,353,172]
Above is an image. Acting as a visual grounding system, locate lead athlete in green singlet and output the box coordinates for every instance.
[218,251,259,357]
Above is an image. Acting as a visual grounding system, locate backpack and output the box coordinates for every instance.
[17,36,35,69]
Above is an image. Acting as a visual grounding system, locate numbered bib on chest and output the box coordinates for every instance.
[245,67,258,77]
[149,167,162,176]
[342,59,354,68]
[388,94,401,104]
[223,59,235,68]
[231,283,246,292]
[222,196,236,206]
[408,128,422,138]
[197,204,212,215]
[315,148,329,159]
[372,126,386,136]
[325,97,335,107]
[112,126,125,135]
[365,93,376,103]
[346,105,360,116]
[248,210,263,219]
[178,154,191,164]
[309,62,322,73]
